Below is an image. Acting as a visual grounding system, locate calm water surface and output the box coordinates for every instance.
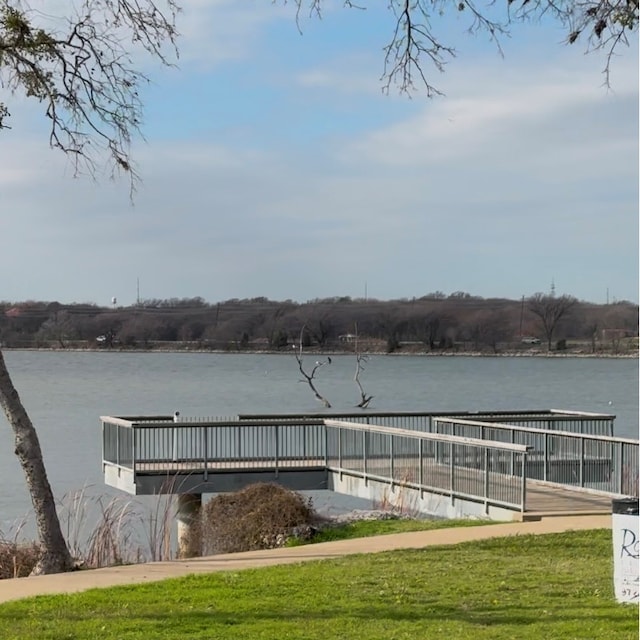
[1,351,637,533]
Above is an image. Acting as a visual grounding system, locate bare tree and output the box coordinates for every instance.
[292,327,332,408]
[286,1,637,94]
[528,293,578,351]
[352,327,373,408]
[0,1,178,575]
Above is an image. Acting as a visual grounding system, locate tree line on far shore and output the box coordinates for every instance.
[1,292,637,355]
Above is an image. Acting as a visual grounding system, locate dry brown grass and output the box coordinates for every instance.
[0,538,40,579]
[200,483,322,554]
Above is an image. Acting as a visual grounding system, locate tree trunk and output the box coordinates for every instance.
[0,350,73,575]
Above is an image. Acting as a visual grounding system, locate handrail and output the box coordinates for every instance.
[433,417,636,444]
[324,419,530,513]
[324,419,531,453]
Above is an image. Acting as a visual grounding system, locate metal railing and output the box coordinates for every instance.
[432,417,638,496]
[102,416,326,479]
[102,414,532,511]
[324,419,531,512]
[239,409,616,437]
[102,410,637,513]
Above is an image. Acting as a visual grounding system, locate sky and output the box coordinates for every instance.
[1,1,638,307]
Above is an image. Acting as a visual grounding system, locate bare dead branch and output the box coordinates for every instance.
[292,325,332,407]
[353,326,373,409]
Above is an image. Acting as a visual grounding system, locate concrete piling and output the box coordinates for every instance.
[176,493,202,558]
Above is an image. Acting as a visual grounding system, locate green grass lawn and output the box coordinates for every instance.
[0,529,636,639]
[287,516,496,545]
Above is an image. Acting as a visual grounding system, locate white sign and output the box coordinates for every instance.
[612,512,639,604]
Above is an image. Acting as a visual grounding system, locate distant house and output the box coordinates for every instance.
[601,329,633,341]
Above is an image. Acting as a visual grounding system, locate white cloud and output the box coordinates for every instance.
[0,9,637,305]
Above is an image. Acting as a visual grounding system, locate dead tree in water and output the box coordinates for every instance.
[292,327,332,408]
[353,327,373,409]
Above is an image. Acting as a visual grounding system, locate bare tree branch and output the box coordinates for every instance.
[0,1,179,195]
[353,325,373,408]
[292,325,332,407]
[280,0,637,95]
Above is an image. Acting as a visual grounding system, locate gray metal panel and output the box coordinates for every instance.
[119,468,328,495]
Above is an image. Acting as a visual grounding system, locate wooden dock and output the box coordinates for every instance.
[523,480,613,520]
[119,457,616,520]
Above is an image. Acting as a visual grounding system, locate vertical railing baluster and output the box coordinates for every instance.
[484,447,489,504]
[274,425,279,475]
[544,433,548,482]
[616,443,623,494]
[132,426,136,476]
[449,442,454,498]
[324,423,329,468]
[203,426,209,481]
[363,430,367,477]
[521,452,527,513]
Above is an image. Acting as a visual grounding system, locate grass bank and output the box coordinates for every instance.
[287,515,496,545]
[0,529,636,639]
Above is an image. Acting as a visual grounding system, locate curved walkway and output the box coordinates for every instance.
[0,515,611,604]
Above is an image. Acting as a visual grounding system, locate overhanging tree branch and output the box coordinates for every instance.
[0,1,179,193]
[282,0,637,95]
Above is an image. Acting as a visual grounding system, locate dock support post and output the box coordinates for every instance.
[177,493,202,559]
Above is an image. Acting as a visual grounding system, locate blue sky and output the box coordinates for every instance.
[1,1,638,306]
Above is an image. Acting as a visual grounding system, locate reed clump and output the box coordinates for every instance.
[0,538,40,578]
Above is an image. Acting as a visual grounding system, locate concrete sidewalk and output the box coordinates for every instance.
[0,515,611,604]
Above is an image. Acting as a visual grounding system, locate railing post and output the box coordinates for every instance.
[302,425,307,459]
[450,443,455,499]
[203,426,209,482]
[544,433,549,482]
[274,425,279,476]
[116,425,120,467]
[132,427,136,476]
[338,427,342,470]
[510,429,515,477]
[363,430,367,477]
[521,453,527,513]
[390,434,394,483]
[579,437,585,488]
[484,447,489,503]
[101,421,106,465]
[419,438,423,488]
[324,423,329,468]
[616,443,623,494]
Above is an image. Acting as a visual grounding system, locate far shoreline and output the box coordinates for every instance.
[2,346,637,359]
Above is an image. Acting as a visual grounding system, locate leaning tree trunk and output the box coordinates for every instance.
[0,350,73,575]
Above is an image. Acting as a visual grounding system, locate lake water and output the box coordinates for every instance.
[0,351,637,536]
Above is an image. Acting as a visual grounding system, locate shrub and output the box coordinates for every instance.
[200,483,320,554]
[0,539,40,579]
